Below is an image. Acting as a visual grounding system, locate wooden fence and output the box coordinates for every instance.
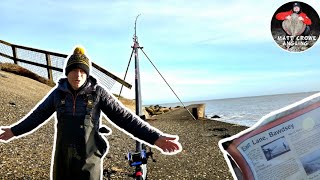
[0,39,131,90]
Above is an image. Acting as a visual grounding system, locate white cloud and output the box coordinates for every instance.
[5,0,316,48]
[4,0,320,46]
[2,0,320,104]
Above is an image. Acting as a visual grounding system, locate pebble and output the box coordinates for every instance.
[0,71,249,179]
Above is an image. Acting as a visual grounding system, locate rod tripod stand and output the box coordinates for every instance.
[118,14,196,180]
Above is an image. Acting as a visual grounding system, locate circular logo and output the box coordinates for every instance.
[271,1,320,52]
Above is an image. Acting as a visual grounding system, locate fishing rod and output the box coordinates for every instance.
[117,14,196,180]
[126,14,153,180]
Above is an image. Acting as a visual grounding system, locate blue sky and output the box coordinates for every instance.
[1,0,320,104]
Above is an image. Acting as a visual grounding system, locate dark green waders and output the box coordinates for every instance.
[53,94,107,180]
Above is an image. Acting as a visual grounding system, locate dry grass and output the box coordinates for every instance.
[0,62,136,108]
[0,62,56,87]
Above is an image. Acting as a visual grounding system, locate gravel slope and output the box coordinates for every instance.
[0,70,248,179]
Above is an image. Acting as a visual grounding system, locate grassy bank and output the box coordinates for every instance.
[0,62,56,87]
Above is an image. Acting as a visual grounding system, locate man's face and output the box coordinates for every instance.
[293,6,300,13]
[67,68,87,90]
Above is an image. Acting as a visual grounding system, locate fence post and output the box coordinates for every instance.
[46,53,53,82]
[12,45,18,64]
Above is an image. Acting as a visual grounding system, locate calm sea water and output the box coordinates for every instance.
[159,92,318,127]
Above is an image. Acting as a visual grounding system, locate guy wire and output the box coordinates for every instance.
[118,49,134,99]
[140,48,197,121]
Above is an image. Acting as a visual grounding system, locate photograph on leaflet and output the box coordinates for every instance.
[261,136,290,161]
[300,148,320,176]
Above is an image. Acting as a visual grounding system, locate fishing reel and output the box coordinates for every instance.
[126,148,156,167]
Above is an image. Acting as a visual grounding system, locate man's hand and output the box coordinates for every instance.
[0,128,15,142]
[286,15,292,20]
[154,135,182,155]
[298,16,304,21]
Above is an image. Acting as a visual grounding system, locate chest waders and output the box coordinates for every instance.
[53,93,105,180]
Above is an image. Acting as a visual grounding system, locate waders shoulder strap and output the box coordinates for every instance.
[56,91,66,112]
[86,92,110,134]
[86,93,94,120]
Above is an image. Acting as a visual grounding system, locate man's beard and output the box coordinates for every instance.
[293,9,301,14]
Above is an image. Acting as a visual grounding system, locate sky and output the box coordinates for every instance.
[1,0,320,105]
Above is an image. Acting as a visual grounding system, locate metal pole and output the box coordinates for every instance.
[134,38,142,118]
[133,14,143,151]
[133,14,146,179]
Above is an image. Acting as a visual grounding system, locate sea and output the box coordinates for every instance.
[158,92,319,127]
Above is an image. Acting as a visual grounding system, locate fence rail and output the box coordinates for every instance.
[0,39,131,90]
